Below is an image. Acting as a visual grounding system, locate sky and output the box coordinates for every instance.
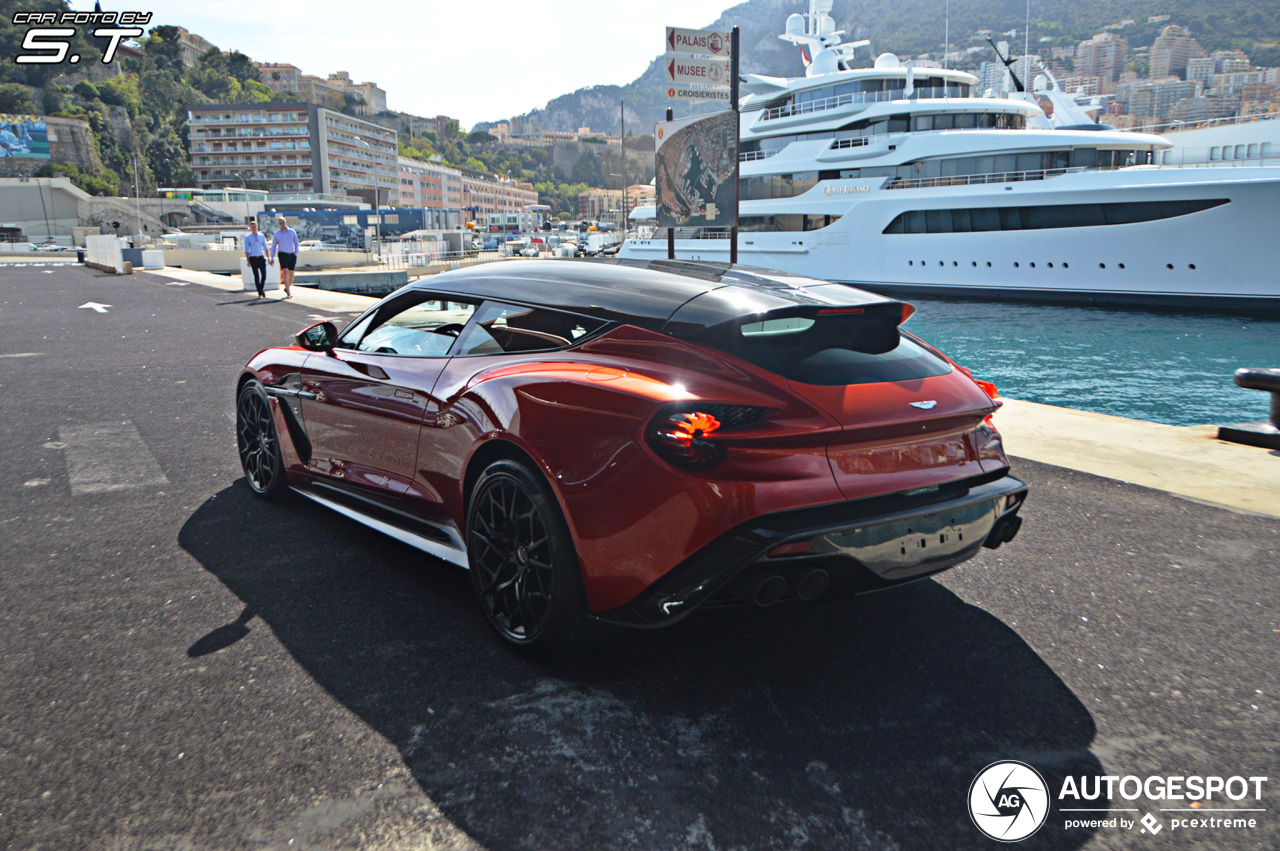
[72,0,741,129]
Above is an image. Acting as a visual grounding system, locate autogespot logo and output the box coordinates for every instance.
[969,761,1051,842]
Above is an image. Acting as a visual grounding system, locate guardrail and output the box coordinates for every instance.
[759,86,965,121]
[886,166,1083,190]
[376,249,503,270]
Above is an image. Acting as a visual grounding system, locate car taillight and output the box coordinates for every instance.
[974,378,1000,400]
[648,411,724,470]
[899,302,916,324]
[645,404,768,471]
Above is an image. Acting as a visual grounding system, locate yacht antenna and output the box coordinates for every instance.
[1024,0,1031,78]
[944,0,950,72]
[987,37,1025,93]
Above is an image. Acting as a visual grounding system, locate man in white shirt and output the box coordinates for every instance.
[243,219,269,298]
[269,216,301,299]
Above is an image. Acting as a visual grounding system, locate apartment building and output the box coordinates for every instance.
[398,157,463,208]
[458,168,538,219]
[326,72,388,115]
[256,62,346,110]
[1149,25,1206,79]
[175,27,215,68]
[1075,33,1128,83]
[187,102,398,205]
[577,185,656,222]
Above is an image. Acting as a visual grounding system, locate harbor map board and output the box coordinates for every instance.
[0,115,49,159]
[654,109,738,230]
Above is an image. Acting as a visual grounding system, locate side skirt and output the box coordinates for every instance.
[292,486,469,569]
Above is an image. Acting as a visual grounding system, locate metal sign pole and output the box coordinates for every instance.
[730,25,740,266]
[666,107,675,260]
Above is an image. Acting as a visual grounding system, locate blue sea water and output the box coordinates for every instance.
[902,299,1280,427]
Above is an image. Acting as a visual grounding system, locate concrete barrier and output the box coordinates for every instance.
[84,234,125,274]
[141,250,165,271]
[239,256,281,292]
[161,248,374,274]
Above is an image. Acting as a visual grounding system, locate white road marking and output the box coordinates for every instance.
[0,352,44,358]
[42,270,54,274]
[58,422,169,495]
[79,302,112,314]
[166,282,188,287]
[23,478,51,488]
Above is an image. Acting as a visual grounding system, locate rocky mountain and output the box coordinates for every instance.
[489,0,1280,133]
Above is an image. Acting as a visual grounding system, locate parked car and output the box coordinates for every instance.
[236,260,1026,654]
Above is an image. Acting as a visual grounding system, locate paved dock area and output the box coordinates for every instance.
[0,264,1276,850]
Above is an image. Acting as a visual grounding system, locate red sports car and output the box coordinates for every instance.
[236,260,1026,654]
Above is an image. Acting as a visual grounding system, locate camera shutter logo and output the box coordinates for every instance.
[968,761,1050,842]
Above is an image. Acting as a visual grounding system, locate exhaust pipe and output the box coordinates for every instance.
[983,514,1023,549]
[796,568,830,601]
[752,574,787,607]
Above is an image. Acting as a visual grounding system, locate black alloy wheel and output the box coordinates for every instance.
[466,459,593,655]
[236,380,287,499]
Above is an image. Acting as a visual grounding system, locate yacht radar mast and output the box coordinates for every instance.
[779,0,869,73]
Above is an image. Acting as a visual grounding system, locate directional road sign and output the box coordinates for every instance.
[666,27,731,57]
[665,56,731,88]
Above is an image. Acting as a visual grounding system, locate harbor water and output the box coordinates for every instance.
[903,298,1280,427]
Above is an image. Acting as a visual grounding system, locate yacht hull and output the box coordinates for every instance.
[622,165,1280,309]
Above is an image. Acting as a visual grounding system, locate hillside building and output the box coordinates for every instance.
[1075,33,1128,83]
[1149,25,1206,80]
[187,102,398,206]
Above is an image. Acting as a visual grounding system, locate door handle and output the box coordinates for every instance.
[345,360,390,380]
[394,388,414,400]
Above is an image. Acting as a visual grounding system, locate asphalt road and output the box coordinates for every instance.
[0,264,1276,851]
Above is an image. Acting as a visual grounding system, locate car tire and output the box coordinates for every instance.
[236,379,288,500]
[466,459,597,656]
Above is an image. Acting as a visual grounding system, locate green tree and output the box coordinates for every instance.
[0,84,36,114]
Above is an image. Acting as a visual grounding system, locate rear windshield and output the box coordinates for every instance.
[697,310,952,386]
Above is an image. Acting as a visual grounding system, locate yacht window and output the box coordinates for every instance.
[1235,145,1246,159]
[1071,148,1099,168]
[999,207,1023,230]
[954,113,977,129]
[1247,144,1258,158]
[972,208,1001,231]
[882,199,1229,234]
[1210,146,1221,161]
[1016,153,1043,172]
[914,115,934,131]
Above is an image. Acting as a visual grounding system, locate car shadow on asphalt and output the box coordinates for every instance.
[180,482,1106,851]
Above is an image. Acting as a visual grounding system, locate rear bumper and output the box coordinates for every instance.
[593,472,1027,627]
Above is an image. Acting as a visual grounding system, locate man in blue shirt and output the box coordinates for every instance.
[269,216,301,299]
[243,219,269,299]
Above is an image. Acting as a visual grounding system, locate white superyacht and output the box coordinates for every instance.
[622,0,1280,308]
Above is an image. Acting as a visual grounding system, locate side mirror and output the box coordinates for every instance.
[295,320,337,351]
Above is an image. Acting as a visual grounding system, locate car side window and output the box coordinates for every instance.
[342,294,479,357]
[453,301,606,356]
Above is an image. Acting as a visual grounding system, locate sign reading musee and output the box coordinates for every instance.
[665,56,731,88]
[666,27,731,57]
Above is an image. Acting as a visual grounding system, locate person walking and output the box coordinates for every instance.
[243,219,269,299]
[269,216,301,299]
